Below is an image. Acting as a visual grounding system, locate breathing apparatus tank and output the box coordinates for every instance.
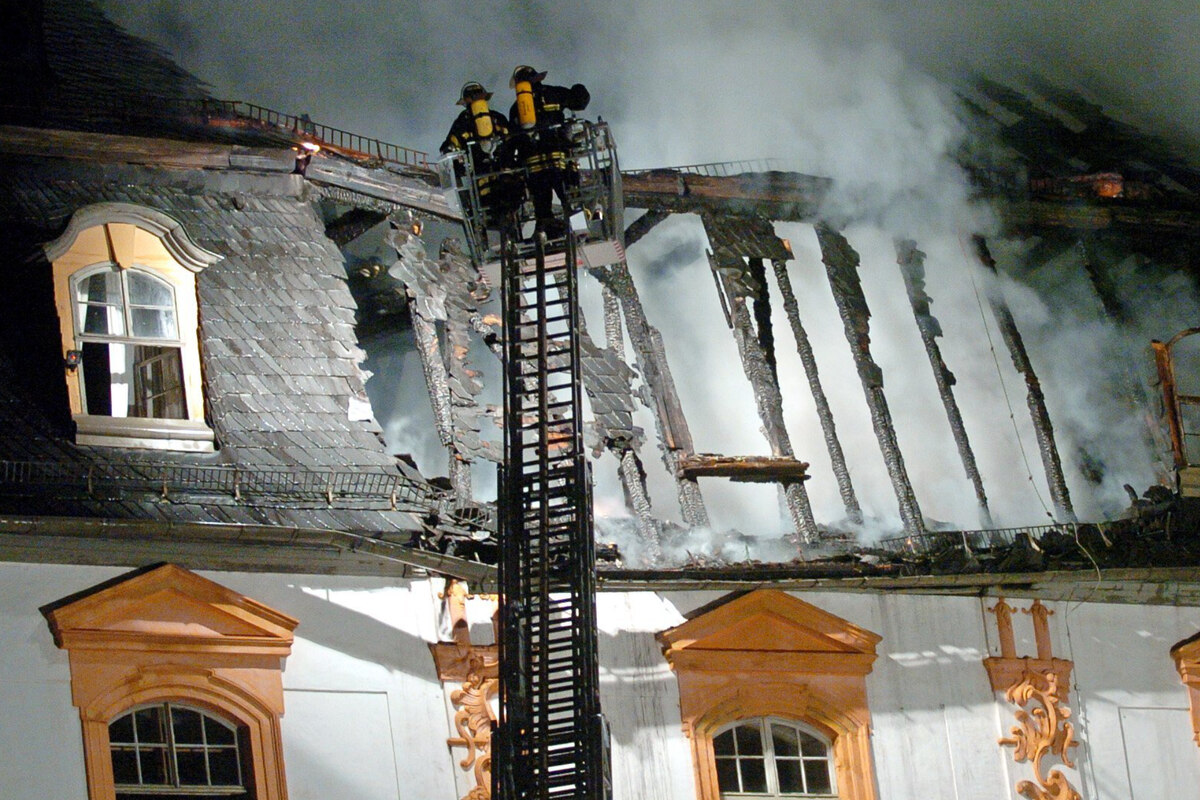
[515,80,537,129]
[470,97,495,139]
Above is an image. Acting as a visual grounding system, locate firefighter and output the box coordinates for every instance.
[507,65,590,239]
[440,81,517,242]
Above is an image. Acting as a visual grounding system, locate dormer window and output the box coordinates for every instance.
[44,203,221,452]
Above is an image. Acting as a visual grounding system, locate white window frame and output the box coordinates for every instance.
[44,203,219,452]
[712,717,836,799]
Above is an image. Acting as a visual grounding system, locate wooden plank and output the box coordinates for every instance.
[621,170,831,220]
[676,454,810,483]
[304,157,458,219]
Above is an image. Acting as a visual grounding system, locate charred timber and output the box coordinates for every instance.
[973,235,1076,521]
[895,239,992,527]
[999,200,1200,237]
[704,216,817,543]
[577,316,661,561]
[622,170,831,222]
[771,258,863,524]
[623,209,670,249]
[815,223,925,536]
[588,261,710,528]
[676,455,810,483]
[594,285,661,560]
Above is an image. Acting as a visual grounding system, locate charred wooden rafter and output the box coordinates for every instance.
[622,170,830,221]
[388,224,502,501]
[588,261,710,528]
[895,239,992,527]
[973,235,1075,522]
[770,258,863,524]
[623,209,670,248]
[703,214,818,544]
[815,223,925,536]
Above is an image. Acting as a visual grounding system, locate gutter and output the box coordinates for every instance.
[0,515,495,585]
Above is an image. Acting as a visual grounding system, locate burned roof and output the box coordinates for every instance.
[0,128,470,561]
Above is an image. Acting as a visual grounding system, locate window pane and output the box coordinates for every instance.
[772,723,800,757]
[78,272,125,335]
[775,759,802,794]
[205,715,236,745]
[175,747,208,785]
[799,731,825,758]
[739,758,767,793]
[138,747,168,784]
[713,729,735,756]
[110,747,139,784]
[735,724,763,755]
[803,760,832,794]
[209,747,242,786]
[131,307,178,339]
[715,758,740,793]
[172,707,204,744]
[133,346,186,419]
[127,271,174,308]
[109,713,135,743]
[134,706,165,743]
[80,271,118,304]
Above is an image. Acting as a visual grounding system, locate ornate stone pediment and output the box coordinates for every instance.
[44,563,296,655]
[659,589,879,674]
[1171,631,1200,745]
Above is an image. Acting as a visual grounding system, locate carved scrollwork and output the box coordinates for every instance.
[450,652,498,800]
[999,670,1080,800]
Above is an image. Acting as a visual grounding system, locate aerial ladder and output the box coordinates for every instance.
[443,118,623,800]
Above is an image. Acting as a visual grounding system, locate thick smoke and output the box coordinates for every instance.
[97,2,1200,161]
[98,1,1200,555]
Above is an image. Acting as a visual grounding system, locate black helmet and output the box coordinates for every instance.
[509,65,547,88]
[457,81,492,106]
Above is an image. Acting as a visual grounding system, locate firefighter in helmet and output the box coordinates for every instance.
[440,81,517,240]
[507,65,590,239]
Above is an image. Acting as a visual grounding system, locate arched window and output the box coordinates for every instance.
[109,702,250,799]
[43,203,220,451]
[658,590,881,800]
[713,718,834,798]
[43,564,295,800]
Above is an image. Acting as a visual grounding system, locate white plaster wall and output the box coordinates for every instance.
[850,593,1010,799]
[1054,600,1200,800]
[208,572,456,800]
[0,562,458,800]
[6,560,1200,800]
[0,562,104,800]
[597,592,693,800]
[638,590,1200,800]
